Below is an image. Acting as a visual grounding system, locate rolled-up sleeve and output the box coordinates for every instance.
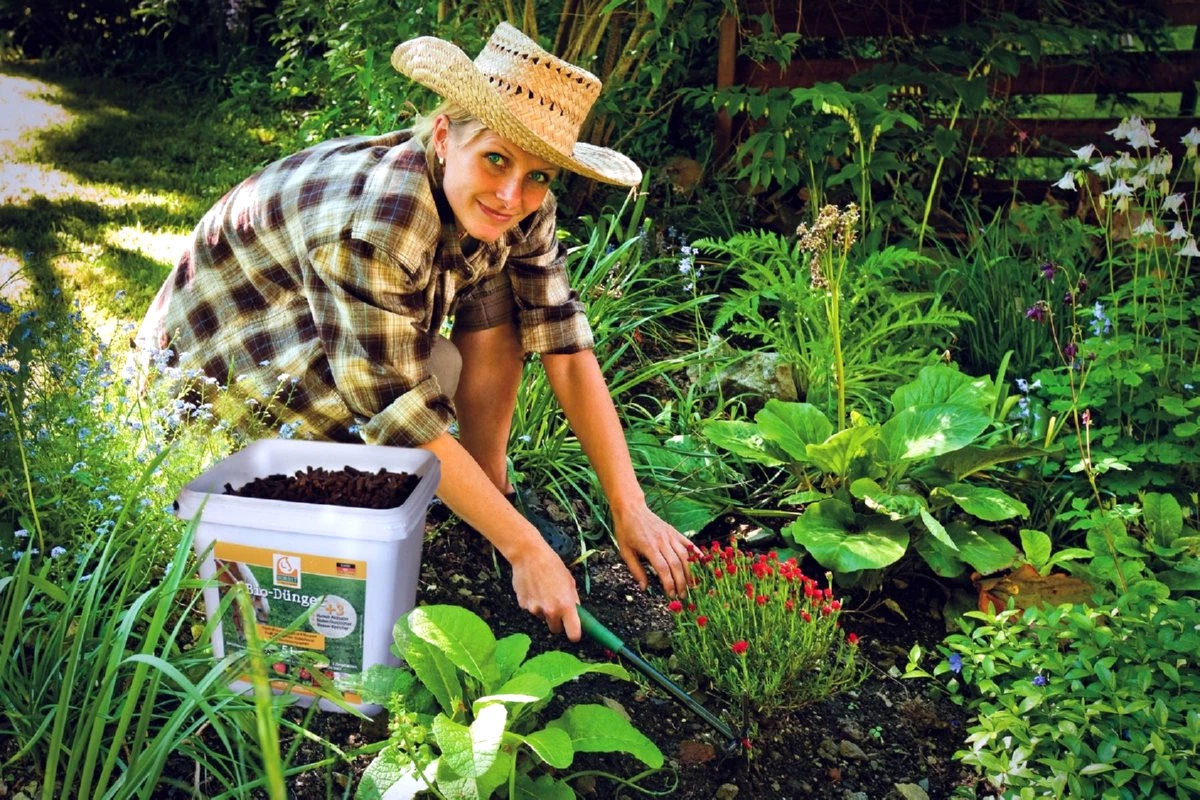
[504,195,595,355]
[307,241,455,447]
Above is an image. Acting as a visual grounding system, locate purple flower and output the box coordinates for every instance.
[1033,674,1048,686]
[1082,409,1093,428]
[1039,262,1057,281]
[948,654,963,674]
[1026,302,1048,323]
[1064,341,1078,360]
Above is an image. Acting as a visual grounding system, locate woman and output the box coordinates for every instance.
[137,23,692,640]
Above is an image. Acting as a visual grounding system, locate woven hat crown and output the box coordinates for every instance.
[392,23,641,186]
[474,24,600,156]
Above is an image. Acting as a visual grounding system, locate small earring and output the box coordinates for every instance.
[438,155,445,167]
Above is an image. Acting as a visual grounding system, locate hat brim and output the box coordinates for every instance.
[392,36,642,187]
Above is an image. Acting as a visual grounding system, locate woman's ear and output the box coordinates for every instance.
[431,114,450,162]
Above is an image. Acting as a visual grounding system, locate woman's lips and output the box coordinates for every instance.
[478,201,513,222]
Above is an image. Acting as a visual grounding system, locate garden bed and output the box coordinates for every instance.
[271,503,977,800]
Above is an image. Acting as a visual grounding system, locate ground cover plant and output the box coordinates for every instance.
[3,7,1199,796]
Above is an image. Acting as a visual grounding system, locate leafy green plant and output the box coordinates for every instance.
[667,541,864,718]
[698,207,968,426]
[704,363,1049,585]
[354,604,664,799]
[906,580,1200,798]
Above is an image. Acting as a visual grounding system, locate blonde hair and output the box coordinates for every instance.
[411,101,487,182]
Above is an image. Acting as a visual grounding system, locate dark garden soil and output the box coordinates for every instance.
[271,497,979,800]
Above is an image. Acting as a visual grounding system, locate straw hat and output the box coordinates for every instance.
[391,22,642,187]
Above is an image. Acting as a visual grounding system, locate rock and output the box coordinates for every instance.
[838,717,866,741]
[714,783,740,800]
[678,740,716,766]
[641,629,672,652]
[817,737,839,760]
[893,783,930,800]
[838,739,868,760]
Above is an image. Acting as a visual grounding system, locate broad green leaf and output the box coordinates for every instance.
[469,703,507,776]
[1019,529,1052,569]
[1142,492,1183,546]
[807,425,881,476]
[489,674,550,708]
[946,521,1018,575]
[933,483,1029,521]
[920,509,958,551]
[514,650,629,689]
[512,772,576,800]
[912,529,968,578]
[935,443,1056,481]
[784,499,909,572]
[355,663,414,706]
[520,727,575,770]
[702,420,786,466]
[355,751,406,800]
[890,365,989,411]
[852,478,925,520]
[756,400,832,462]
[494,633,531,686]
[646,488,718,537]
[879,404,990,462]
[546,704,664,768]
[781,489,828,506]
[407,605,497,684]
[402,637,463,717]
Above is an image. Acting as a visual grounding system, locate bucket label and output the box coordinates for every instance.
[213,541,368,698]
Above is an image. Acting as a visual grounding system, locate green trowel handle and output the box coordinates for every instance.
[577,605,626,652]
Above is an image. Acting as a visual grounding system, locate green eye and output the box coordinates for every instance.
[485,153,505,167]
[529,171,551,184]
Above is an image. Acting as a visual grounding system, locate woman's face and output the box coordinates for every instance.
[433,116,559,243]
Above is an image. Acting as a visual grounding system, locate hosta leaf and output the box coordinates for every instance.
[890,364,989,411]
[806,425,881,476]
[852,478,925,520]
[936,443,1056,481]
[702,420,786,466]
[784,499,909,572]
[932,483,1029,521]
[880,405,991,462]
[756,400,832,461]
[912,529,968,578]
[946,521,1018,575]
[546,704,664,768]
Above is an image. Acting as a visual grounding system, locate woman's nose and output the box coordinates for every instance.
[496,175,521,209]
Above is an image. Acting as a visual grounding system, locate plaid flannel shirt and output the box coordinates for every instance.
[138,131,593,447]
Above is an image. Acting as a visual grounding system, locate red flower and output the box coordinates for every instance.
[756,594,768,606]
[801,611,812,622]
[668,600,683,613]
[696,615,708,627]
[713,568,723,579]
[847,633,859,646]
[731,640,749,656]
[830,600,841,611]
[785,599,795,612]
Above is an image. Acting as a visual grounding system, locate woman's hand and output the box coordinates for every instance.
[611,501,694,599]
[508,540,582,640]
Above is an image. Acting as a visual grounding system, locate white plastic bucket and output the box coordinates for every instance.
[175,438,440,714]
